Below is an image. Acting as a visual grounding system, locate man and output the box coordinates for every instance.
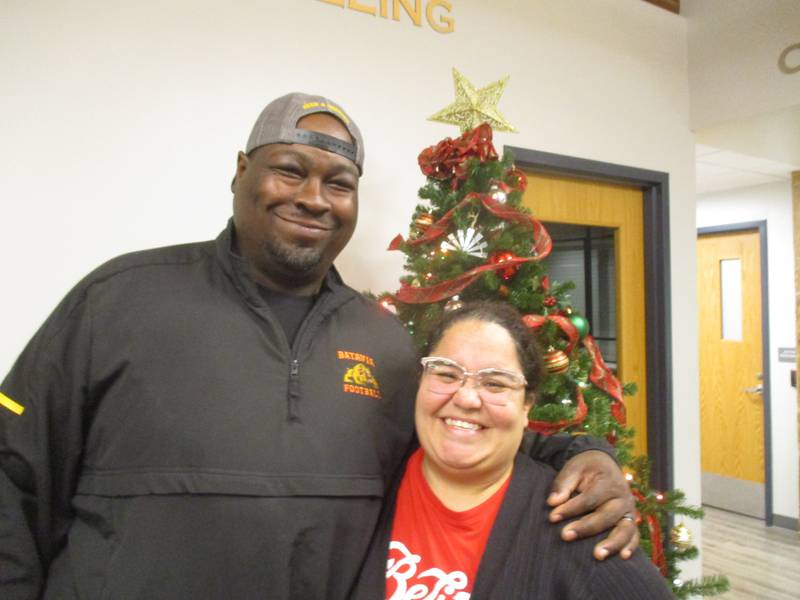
[0,93,637,599]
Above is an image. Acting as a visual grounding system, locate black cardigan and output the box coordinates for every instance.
[352,452,675,599]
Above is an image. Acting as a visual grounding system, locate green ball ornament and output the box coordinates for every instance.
[570,314,590,339]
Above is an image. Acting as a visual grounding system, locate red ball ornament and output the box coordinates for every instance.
[543,295,557,308]
[489,250,520,281]
[544,348,570,374]
[505,167,528,192]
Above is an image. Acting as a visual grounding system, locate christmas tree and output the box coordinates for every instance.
[378,69,729,598]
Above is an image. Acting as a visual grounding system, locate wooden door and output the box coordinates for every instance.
[698,230,765,517]
[522,173,648,456]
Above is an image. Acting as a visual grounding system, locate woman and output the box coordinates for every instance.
[354,301,673,599]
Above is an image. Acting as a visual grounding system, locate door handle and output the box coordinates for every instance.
[743,383,763,394]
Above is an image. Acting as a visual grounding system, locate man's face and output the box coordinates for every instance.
[232,113,360,293]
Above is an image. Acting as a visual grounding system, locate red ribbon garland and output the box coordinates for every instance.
[632,489,667,576]
[387,193,554,305]
[388,193,553,261]
[393,256,538,304]
[521,315,627,431]
[521,314,580,354]
[583,335,626,425]
[528,386,588,435]
[482,196,552,259]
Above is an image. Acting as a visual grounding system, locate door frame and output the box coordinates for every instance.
[697,221,773,524]
[507,146,673,491]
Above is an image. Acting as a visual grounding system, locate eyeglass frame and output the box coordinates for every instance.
[419,356,528,400]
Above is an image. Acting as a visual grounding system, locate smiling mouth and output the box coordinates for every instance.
[443,418,483,431]
[275,213,333,231]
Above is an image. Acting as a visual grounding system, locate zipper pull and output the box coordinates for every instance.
[290,359,299,377]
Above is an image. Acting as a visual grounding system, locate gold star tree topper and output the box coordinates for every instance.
[428,68,517,133]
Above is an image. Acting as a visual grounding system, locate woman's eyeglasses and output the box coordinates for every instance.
[420,356,527,405]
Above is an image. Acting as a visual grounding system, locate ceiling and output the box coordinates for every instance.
[696,144,799,195]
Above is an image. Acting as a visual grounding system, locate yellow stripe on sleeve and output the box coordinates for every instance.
[0,392,25,415]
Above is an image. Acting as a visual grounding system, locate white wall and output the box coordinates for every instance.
[1,0,701,577]
[683,0,800,129]
[695,105,800,167]
[697,181,799,521]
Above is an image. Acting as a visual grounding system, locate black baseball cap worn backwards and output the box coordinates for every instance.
[246,92,365,174]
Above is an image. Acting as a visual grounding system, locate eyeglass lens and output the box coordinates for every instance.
[422,359,522,405]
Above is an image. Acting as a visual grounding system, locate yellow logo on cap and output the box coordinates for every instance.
[0,392,24,415]
[302,102,351,125]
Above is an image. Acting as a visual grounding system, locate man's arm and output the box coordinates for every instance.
[522,431,639,560]
[0,290,92,598]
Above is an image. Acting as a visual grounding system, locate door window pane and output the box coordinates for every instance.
[543,223,617,369]
[720,258,743,341]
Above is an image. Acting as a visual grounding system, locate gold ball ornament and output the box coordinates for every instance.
[544,348,570,374]
[415,212,434,230]
[670,523,693,550]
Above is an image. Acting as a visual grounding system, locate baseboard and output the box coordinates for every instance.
[702,471,765,519]
[772,513,799,531]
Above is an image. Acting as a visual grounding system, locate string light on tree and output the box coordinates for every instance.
[444,296,464,312]
[490,183,508,204]
[378,296,397,315]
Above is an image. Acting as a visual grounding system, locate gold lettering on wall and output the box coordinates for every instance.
[317,0,454,33]
[427,0,453,33]
[394,0,421,26]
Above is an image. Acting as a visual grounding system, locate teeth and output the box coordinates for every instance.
[444,418,481,431]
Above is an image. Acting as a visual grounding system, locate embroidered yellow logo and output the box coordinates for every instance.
[0,392,25,415]
[338,350,382,399]
[302,101,350,125]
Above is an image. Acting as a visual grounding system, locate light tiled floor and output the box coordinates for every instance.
[702,506,800,599]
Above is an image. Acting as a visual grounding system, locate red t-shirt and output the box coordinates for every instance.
[385,448,511,600]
